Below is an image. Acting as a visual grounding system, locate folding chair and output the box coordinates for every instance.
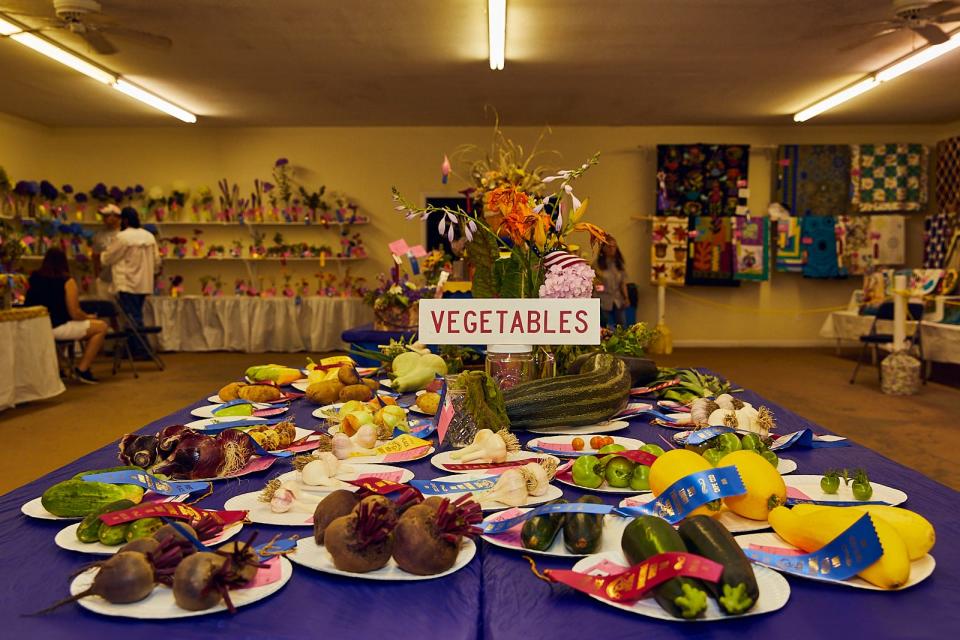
[849,301,925,384]
[113,298,165,371]
[80,299,139,378]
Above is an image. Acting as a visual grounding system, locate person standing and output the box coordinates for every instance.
[595,236,630,328]
[102,207,160,357]
[92,204,121,298]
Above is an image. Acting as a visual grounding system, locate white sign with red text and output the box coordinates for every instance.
[418,299,601,345]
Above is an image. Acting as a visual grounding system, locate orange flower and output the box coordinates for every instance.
[488,185,537,245]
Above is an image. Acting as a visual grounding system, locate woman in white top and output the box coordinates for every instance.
[595,236,630,328]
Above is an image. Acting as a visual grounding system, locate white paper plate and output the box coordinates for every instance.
[21,494,188,521]
[207,393,296,404]
[430,450,560,475]
[617,494,771,533]
[71,556,292,618]
[272,466,415,495]
[525,420,630,436]
[777,459,797,475]
[291,380,311,392]
[735,532,935,590]
[223,492,316,527]
[481,508,627,558]
[290,535,476,581]
[526,435,646,458]
[311,404,344,419]
[190,402,279,419]
[427,473,564,512]
[784,475,907,506]
[55,521,244,555]
[571,551,790,621]
[184,416,270,430]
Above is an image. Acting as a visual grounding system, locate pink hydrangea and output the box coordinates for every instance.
[539,262,596,298]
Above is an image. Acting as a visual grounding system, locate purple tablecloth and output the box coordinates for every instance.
[2,376,959,639]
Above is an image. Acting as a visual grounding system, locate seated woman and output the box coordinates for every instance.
[24,248,108,384]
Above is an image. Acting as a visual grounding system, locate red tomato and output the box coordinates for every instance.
[571,437,585,451]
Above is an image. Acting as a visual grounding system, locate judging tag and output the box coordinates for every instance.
[411,476,498,495]
[743,514,882,582]
[613,466,745,524]
[81,470,210,496]
[547,552,724,604]
[353,434,433,458]
[99,503,248,527]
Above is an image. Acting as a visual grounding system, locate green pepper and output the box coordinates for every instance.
[598,443,626,455]
[571,455,603,489]
[629,464,651,491]
[125,517,164,542]
[604,456,635,488]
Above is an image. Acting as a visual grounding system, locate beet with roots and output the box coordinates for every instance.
[34,551,155,614]
[392,494,482,576]
[313,490,360,544]
[172,535,267,612]
[153,522,198,544]
[324,496,399,573]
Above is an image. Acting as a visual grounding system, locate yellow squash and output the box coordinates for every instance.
[718,450,786,521]
[768,506,911,589]
[789,503,934,561]
[648,449,720,517]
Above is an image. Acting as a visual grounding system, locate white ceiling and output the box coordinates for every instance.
[0,0,958,127]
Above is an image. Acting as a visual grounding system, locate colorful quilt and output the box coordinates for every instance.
[650,217,688,285]
[801,216,841,279]
[836,215,871,275]
[733,217,769,281]
[656,144,749,217]
[777,145,851,216]
[867,215,905,265]
[775,218,803,273]
[936,136,960,211]
[851,143,928,212]
[686,216,739,286]
[923,211,959,268]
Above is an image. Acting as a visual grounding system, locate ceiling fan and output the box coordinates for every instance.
[838,0,960,51]
[0,0,171,55]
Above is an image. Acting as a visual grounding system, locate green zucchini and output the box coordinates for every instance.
[520,499,567,551]
[563,495,605,555]
[678,516,758,615]
[76,498,137,543]
[621,516,709,619]
[41,479,144,517]
[98,522,131,546]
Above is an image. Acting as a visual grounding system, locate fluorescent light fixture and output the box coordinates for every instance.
[0,17,19,35]
[794,29,960,122]
[113,79,197,123]
[488,0,505,70]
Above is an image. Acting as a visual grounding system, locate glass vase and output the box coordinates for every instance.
[442,375,478,448]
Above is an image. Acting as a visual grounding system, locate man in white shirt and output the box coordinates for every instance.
[92,204,122,298]
[102,207,161,357]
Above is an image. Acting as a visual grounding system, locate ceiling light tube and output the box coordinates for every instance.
[1,17,115,84]
[488,0,505,70]
[795,29,960,122]
[112,79,197,123]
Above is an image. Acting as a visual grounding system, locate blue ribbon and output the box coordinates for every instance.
[614,466,746,524]
[770,428,850,451]
[411,476,498,495]
[685,426,736,446]
[81,470,210,496]
[743,513,883,582]
[244,433,294,458]
[199,417,287,432]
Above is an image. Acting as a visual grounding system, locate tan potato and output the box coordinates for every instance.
[337,364,361,386]
[218,381,247,401]
[361,378,380,392]
[306,380,343,405]
[338,384,374,403]
[238,384,282,403]
[416,392,441,416]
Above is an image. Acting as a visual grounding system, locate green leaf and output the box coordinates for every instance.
[493,254,523,298]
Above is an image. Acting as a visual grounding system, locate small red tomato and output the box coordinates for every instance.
[571,437,585,451]
[603,436,615,447]
[589,436,605,450]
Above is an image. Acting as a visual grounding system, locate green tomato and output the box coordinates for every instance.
[702,448,726,467]
[740,433,762,451]
[604,456,635,488]
[598,443,627,455]
[820,470,840,494]
[571,455,603,489]
[639,444,665,458]
[715,433,742,453]
[852,481,873,501]
[761,450,779,469]
[629,464,651,491]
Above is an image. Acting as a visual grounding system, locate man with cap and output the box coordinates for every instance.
[102,207,161,357]
[92,204,122,298]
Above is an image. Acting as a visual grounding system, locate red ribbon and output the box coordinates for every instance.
[631,378,680,394]
[616,450,659,466]
[346,478,410,494]
[442,458,543,471]
[99,503,248,527]
[546,552,723,604]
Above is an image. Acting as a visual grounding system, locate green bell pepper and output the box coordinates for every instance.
[571,455,603,489]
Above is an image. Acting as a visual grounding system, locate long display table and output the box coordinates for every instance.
[2,376,958,638]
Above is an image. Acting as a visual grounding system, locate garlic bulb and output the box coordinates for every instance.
[517,458,557,497]
[715,394,735,411]
[450,429,509,463]
[332,432,376,460]
[351,423,378,449]
[708,408,733,426]
[482,469,529,506]
[259,478,322,513]
[690,398,720,426]
[301,453,350,487]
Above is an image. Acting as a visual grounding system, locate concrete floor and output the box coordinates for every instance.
[1,348,958,494]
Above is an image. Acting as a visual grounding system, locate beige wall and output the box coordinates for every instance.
[3,122,953,345]
[0,113,49,177]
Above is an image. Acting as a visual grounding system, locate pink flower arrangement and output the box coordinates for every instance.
[538,262,596,299]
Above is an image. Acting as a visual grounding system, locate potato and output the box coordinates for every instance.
[218,381,247,401]
[361,378,380,392]
[338,384,373,403]
[416,392,441,416]
[306,380,343,405]
[337,364,361,386]
[238,384,282,403]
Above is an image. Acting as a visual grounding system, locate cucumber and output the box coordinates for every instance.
[520,499,567,551]
[42,479,144,517]
[98,522,131,546]
[71,465,142,480]
[621,516,709,619]
[125,517,164,542]
[563,495,605,555]
[678,516,758,615]
[76,499,136,543]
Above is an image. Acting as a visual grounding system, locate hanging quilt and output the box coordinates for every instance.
[685,216,739,286]
[936,136,960,211]
[775,218,803,273]
[801,216,841,279]
[851,143,928,212]
[835,215,872,275]
[656,144,749,217]
[923,211,959,268]
[777,145,851,216]
[650,217,688,285]
[867,215,905,265]
[733,217,769,281]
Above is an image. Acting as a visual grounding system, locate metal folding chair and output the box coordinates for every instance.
[80,299,139,378]
[849,301,925,384]
[112,298,165,371]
